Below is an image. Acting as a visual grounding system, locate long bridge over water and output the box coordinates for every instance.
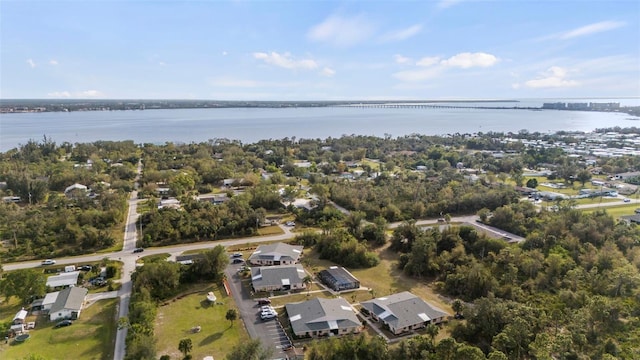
[335,103,542,110]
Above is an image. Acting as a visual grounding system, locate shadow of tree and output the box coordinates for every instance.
[199,330,224,346]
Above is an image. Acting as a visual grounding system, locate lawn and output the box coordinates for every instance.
[154,284,249,360]
[0,298,118,360]
[256,225,285,236]
[302,246,453,314]
[583,203,640,218]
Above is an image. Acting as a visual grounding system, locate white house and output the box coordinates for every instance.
[49,287,88,322]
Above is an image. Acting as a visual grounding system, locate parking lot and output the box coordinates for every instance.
[225,261,292,359]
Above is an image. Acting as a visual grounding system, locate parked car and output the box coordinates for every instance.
[232,258,244,264]
[623,198,631,203]
[41,259,56,265]
[261,311,277,320]
[133,247,144,253]
[635,208,640,214]
[257,298,271,305]
[78,265,93,271]
[261,305,275,312]
[231,252,243,258]
[54,320,73,328]
[285,221,295,226]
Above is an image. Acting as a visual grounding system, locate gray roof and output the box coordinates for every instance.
[251,264,306,289]
[621,214,640,224]
[49,287,88,314]
[46,271,80,288]
[285,298,360,334]
[249,242,303,263]
[360,291,448,329]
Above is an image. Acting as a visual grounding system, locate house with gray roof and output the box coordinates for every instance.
[248,242,303,266]
[285,298,362,338]
[251,264,307,292]
[46,271,80,289]
[360,291,448,335]
[49,287,88,321]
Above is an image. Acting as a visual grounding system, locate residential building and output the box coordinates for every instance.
[248,242,303,266]
[46,271,80,289]
[360,291,448,335]
[285,298,362,338]
[49,287,88,321]
[251,264,306,292]
[12,309,27,325]
[318,267,360,292]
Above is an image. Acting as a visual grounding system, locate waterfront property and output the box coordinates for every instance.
[318,266,360,292]
[248,242,303,266]
[285,298,362,338]
[251,264,306,292]
[360,291,448,335]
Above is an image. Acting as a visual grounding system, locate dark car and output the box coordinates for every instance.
[55,320,73,328]
[232,258,244,264]
[231,252,243,258]
[78,265,93,271]
[257,298,271,305]
[133,248,144,253]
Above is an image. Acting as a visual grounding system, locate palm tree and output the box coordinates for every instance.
[178,338,192,358]
[426,323,439,347]
[302,275,313,296]
[452,299,463,318]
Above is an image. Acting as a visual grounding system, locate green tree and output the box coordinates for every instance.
[526,178,538,188]
[303,275,313,296]
[178,338,193,358]
[226,309,238,327]
[0,268,46,304]
[452,299,464,317]
[576,169,592,187]
[225,338,272,360]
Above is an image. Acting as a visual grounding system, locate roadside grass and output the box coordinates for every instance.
[138,253,170,263]
[582,203,640,218]
[256,225,284,236]
[154,284,248,360]
[570,197,619,205]
[0,298,118,360]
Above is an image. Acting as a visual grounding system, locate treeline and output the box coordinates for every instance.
[384,208,640,357]
[296,228,380,268]
[139,195,266,247]
[125,246,228,360]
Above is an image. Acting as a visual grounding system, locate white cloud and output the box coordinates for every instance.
[393,67,444,82]
[321,67,336,77]
[47,90,103,98]
[26,59,36,68]
[158,61,166,66]
[440,52,499,68]
[558,21,626,40]
[416,56,441,67]
[253,51,319,70]
[380,24,422,42]
[524,66,579,88]
[222,51,228,56]
[307,14,375,47]
[49,59,58,65]
[394,54,412,65]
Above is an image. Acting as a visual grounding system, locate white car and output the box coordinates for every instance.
[41,259,56,265]
[261,305,275,312]
[623,198,631,203]
[261,311,277,320]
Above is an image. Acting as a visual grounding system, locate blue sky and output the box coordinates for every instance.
[1,0,639,100]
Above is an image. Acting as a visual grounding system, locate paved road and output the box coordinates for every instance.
[224,262,291,359]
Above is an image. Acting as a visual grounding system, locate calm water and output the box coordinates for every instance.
[1,99,639,152]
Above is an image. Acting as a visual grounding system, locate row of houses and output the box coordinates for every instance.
[283,291,448,338]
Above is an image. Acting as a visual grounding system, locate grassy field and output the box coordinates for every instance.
[154,284,249,360]
[256,225,284,236]
[0,298,118,360]
[583,203,640,218]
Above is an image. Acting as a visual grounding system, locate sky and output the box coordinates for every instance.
[1,0,639,100]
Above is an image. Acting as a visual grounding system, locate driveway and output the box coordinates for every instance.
[224,262,291,359]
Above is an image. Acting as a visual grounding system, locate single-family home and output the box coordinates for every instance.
[251,264,306,292]
[49,287,88,322]
[360,291,448,335]
[248,242,303,266]
[285,298,362,338]
[46,271,80,289]
[318,267,360,292]
[64,183,88,198]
